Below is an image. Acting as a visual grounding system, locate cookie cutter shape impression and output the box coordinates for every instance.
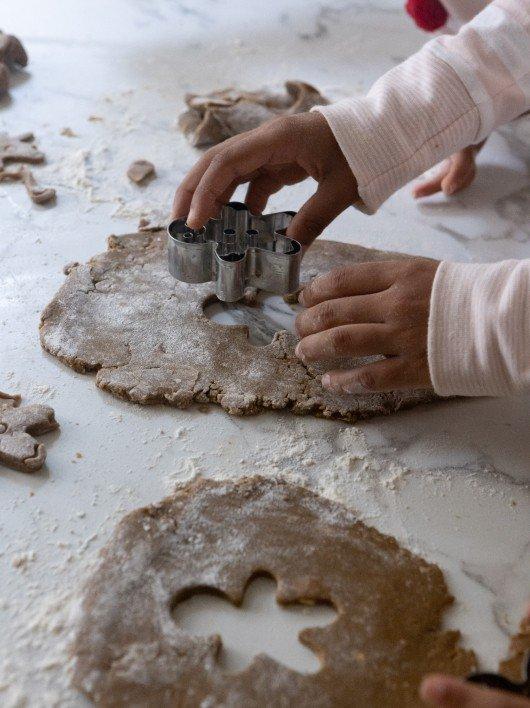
[167,201,302,302]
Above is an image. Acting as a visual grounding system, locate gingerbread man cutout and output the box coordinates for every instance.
[0,132,56,204]
[0,392,58,472]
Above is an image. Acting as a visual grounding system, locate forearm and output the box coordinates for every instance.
[428,259,530,397]
[314,0,530,212]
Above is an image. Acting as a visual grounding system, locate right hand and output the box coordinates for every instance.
[172,111,359,250]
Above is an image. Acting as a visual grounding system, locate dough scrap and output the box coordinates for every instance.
[0,132,56,204]
[179,80,328,148]
[0,391,58,472]
[0,30,28,96]
[71,476,475,707]
[127,159,156,184]
[39,228,437,422]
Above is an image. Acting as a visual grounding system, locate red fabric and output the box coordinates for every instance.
[405,0,448,31]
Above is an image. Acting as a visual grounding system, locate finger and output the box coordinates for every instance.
[413,160,450,199]
[420,674,529,707]
[244,172,285,215]
[295,294,384,338]
[286,178,352,249]
[187,126,294,228]
[441,150,476,196]
[299,261,398,308]
[295,324,394,363]
[413,171,447,198]
[321,356,429,394]
[172,143,226,219]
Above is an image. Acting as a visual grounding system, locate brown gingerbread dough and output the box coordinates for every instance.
[179,80,328,148]
[0,132,56,204]
[126,159,156,184]
[71,476,475,706]
[499,614,530,683]
[39,229,437,422]
[0,30,28,96]
[0,392,58,472]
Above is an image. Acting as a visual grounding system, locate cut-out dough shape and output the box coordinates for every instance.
[178,80,329,148]
[173,574,337,674]
[0,392,58,472]
[71,476,475,706]
[39,228,437,422]
[0,132,56,204]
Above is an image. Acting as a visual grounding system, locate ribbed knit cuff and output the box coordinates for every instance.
[312,46,480,213]
[428,260,529,397]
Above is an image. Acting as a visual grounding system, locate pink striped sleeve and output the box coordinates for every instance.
[428,260,530,396]
[314,0,530,212]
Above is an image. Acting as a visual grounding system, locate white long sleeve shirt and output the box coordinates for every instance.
[314,0,530,396]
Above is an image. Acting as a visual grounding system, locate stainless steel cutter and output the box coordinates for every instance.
[167,201,302,302]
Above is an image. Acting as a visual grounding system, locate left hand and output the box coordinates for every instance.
[413,140,486,199]
[421,674,530,707]
[295,258,439,394]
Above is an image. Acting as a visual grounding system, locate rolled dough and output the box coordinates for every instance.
[39,228,437,422]
[0,392,58,472]
[71,476,475,706]
[179,80,328,148]
[499,614,530,683]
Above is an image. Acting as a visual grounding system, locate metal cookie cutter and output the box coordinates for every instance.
[167,201,302,302]
[467,651,530,697]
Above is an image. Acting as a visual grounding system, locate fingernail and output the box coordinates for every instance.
[445,184,456,195]
[295,343,305,362]
[298,289,306,306]
[187,210,198,227]
[342,380,368,394]
[321,374,343,393]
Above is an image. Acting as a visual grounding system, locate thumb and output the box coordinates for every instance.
[286,179,351,251]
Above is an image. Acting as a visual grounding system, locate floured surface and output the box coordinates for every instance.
[2,1,530,705]
[40,233,436,421]
[71,476,475,707]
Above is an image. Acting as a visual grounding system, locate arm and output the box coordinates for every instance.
[314,0,530,212]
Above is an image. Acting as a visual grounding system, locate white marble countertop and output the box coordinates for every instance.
[0,0,529,704]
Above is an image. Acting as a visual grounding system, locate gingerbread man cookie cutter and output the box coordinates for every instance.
[167,201,301,302]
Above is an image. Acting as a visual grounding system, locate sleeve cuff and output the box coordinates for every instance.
[312,45,480,213]
[428,259,530,397]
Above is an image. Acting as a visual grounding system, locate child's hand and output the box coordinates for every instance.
[172,112,358,250]
[295,258,439,393]
[413,140,486,198]
[421,674,530,707]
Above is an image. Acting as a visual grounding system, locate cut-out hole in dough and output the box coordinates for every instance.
[203,293,302,346]
[172,574,337,674]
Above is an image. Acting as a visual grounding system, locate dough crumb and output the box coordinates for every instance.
[63,261,80,275]
[60,127,77,138]
[127,159,156,184]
